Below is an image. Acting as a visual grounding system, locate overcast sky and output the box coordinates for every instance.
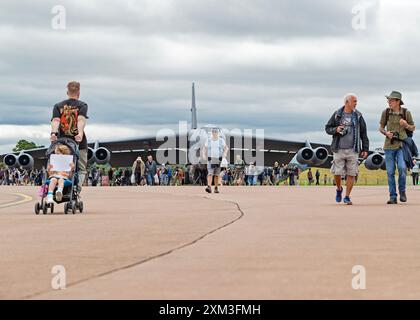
[1,0,419,154]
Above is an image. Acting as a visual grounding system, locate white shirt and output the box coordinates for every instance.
[207,137,226,158]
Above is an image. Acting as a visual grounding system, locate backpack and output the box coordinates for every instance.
[385,107,413,138]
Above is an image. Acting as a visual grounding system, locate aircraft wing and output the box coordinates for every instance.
[2,135,336,169]
[225,135,333,168]
[1,136,160,169]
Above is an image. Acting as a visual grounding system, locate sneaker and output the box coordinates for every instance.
[336,187,343,203]
[400,192,407,203]
[343,196,353,205]
[387,197,398,204]
[46,194,54,204]
[205,186,212,193]
[56,189,63,202]
[214,187,220,194]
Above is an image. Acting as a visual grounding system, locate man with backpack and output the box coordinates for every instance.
[379,91,416,204]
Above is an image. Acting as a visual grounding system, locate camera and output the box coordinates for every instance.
[390,131,400,144]
[339,126,349,136]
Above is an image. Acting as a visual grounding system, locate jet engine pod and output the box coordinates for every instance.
[87,147,95,165]
[4,154,19,168]
[296,147,314,165]
[365,153,385,170]
[94,147,111,165]
[381,161,387,171]
[18,153,34,170]
[312,147,329,166]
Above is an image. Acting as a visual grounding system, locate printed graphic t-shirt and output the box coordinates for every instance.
[52,99,89,150]
[339,112,354,150]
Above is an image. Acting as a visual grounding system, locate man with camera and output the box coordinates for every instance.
[379,91,415,204]
[325,93,369,205]
[203,128,229,193]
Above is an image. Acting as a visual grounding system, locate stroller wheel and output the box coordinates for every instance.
[35,203,40,215]
[64,203,69,215]
[78,201,84,213]
[50,203,54,214]
[42,202,48,215]
[72,202,76,215]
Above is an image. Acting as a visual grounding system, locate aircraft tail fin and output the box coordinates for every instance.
[191,82,197,130]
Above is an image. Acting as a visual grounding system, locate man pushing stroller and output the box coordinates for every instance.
[50,81,88,194]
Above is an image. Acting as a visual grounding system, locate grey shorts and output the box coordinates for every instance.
[331,149,359,177]
[207,163,221,176]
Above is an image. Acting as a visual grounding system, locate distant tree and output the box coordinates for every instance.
[12,140,44,152]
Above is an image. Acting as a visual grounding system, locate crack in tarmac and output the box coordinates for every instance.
[22,193,245,299]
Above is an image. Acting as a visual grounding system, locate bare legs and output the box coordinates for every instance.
[48,178,65,193]
[334,175,355,197]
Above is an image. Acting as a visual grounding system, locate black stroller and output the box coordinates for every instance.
[35,138,84,215]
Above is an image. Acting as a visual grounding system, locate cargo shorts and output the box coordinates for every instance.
[207,163,222,176]
[331,149,359,177]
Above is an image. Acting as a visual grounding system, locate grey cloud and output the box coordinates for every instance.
[0,0,379,38]
[1,0,420,153]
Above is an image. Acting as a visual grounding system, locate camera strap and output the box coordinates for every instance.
[385,107,407,123]
[385,107,413,137]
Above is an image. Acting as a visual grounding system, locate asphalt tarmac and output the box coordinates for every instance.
[1,185,419,299]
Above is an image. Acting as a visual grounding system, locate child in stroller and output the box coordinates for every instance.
[35,138,84,215]
[46,144,75,204]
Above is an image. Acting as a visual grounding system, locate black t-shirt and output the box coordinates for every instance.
[52,99,89,150]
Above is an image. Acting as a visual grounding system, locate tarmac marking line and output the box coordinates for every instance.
[0,193,33,209]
